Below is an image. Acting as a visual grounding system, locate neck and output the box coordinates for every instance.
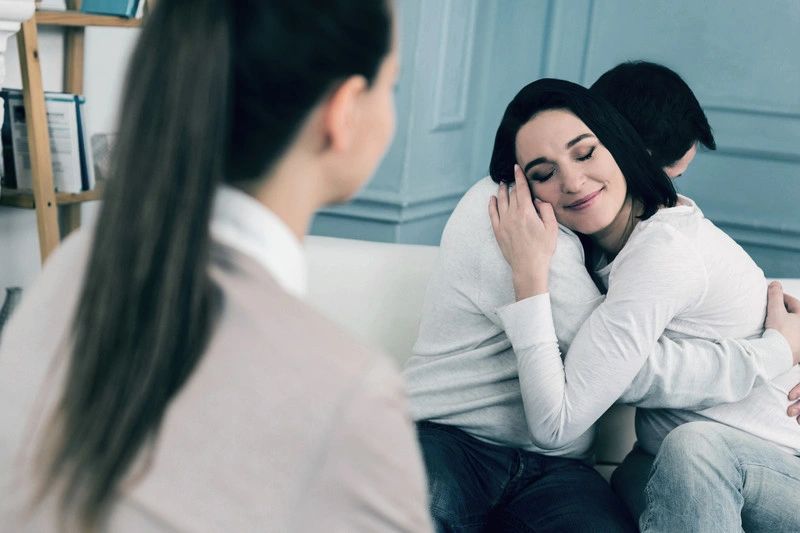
[251,150,325,242]
[591,197,641,259]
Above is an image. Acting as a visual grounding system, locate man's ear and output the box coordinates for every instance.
[323,75,368,152]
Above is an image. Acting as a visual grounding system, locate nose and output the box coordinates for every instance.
[559,163,586,194]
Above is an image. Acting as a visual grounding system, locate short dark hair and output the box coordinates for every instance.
[489,78,676,221]
[591,61,716,169]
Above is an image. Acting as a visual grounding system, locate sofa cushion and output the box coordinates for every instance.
[305,235,439,365]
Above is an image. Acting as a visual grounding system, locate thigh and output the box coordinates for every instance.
[710,426,800,533]
[642,421,800,533]
[611,444,655,525]
[494,458,637,533]
[416,422,510,533]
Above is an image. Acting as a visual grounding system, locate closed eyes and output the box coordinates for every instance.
[528,146,596,182]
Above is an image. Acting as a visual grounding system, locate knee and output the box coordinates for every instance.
[654,422,735,478]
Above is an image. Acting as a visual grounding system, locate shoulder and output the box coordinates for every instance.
[440,176,498,248]
[621,198,706,264]
[209,243,395,390]
[610,206,708,306]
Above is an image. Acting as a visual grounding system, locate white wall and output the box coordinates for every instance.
[0,26,139,289]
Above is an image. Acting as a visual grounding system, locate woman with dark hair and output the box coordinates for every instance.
[489,78,800,531]
[0,1,432,532]
[403,78,798,531]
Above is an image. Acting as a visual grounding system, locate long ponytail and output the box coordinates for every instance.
[39,1,231,529]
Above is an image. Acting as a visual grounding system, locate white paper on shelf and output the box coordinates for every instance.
[35,1,68,11]
[5,92,84,193]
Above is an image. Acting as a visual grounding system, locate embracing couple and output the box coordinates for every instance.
[404,62,800,532]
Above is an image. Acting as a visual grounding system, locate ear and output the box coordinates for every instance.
[323,75,368,152]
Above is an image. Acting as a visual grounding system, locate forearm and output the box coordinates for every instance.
[622,329,793,409]
[499,294,646,449]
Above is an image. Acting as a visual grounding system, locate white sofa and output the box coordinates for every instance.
[305,234,800,478]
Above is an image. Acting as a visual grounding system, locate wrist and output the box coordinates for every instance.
[512,272,549,301]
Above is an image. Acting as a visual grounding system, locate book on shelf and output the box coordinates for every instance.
[1,89,95,194]
[80,0,141,18]
[35,0,68,10]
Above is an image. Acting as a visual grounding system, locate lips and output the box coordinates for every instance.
[566,189,602,210]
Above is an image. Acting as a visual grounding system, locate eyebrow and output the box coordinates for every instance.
[523,133,596,174]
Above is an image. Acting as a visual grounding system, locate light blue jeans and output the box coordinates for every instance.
[640,421,800,532]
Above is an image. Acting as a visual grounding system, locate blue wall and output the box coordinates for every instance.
[311,0,800,277]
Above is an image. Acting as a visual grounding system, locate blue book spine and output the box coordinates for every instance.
[80,0,139,18]
[74,95,92,191]
[1,90,18,189]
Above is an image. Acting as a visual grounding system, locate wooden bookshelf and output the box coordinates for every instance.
[0,187,104,209]
[2,0,144,262]
[36,10,142,28]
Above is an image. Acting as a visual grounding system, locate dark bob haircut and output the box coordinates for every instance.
[489,78,676,220]
[591,61,716,169]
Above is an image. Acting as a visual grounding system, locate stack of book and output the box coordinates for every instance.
[1,90,96,194]
[35,1,146,18]
[80,0,145,18]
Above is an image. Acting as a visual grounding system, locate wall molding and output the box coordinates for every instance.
[578,0,597,84]
[538,0,557,77]
[701,101,800,120]
[712,146,800,164]
[430,0,477,132]
[704,104,800,121]
[713,218,800,252]
[316,188,466,224]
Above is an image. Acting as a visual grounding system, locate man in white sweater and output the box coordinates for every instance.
[404,64,800,532]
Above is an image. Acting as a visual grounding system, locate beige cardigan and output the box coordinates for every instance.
[0,230,432,532]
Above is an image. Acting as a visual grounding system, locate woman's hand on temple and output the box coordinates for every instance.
[489,164,558,301]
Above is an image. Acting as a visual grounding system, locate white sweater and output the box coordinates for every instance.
[404,177,792,461]
[505,194,800,455]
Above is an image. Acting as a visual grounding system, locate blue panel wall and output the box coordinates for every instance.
[312,0,553,245]
[312,0,800,277]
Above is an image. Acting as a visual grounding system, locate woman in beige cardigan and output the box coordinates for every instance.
[0,1,431,532]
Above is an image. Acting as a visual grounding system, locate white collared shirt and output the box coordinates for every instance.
[210,185,307,298]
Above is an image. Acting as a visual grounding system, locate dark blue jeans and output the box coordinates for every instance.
[417,421,636,533]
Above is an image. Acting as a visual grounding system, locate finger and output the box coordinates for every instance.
[789,382,800,402]
[785,292,800,314]
[514,164,534,207]
[497,182,509,213]
[766,282,787,327]
[489,196,501,235]
[788,399,800,418]
[534,199,557,229]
